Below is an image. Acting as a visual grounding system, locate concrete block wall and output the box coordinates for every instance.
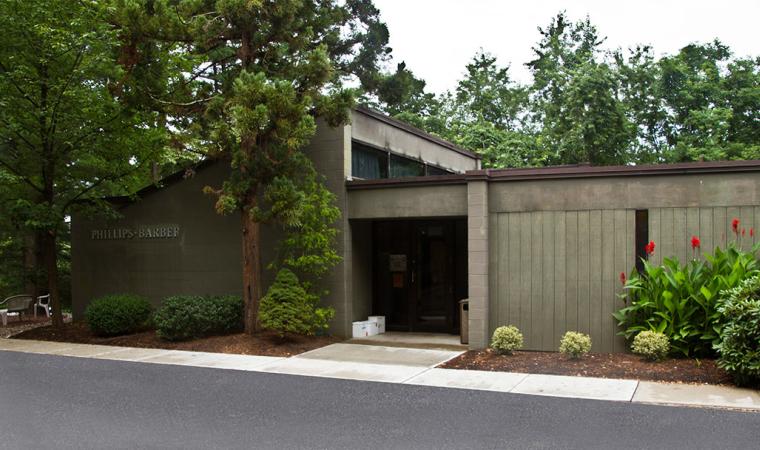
[467,180,489,349]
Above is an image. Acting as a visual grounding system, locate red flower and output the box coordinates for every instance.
[742,228,746,237]
[751,228,755,237]
[619,272,627,285]
[732,218,740,234]
[645,240,656,256]
[690,235,700,249]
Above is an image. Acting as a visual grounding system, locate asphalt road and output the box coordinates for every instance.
[0,350,757,450]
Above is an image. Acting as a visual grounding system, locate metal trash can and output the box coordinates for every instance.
[459,299,469,344]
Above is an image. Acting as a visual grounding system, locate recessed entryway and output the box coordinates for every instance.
[371,219,468,334]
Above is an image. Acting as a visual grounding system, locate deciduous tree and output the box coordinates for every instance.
[0,0,164,326]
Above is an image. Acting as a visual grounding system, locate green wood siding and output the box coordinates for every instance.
[488,210,633,352]
[648,206,760,266]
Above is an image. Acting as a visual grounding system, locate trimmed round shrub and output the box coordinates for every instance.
[559,331,592,359]
[260,269,335,337]
[632,331,670,361]
[85,294,153,337]
[490,325,524,355]
[715,276,760,387]
[154,295,243,341]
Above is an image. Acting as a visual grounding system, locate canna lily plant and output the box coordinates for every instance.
[614,226,760,357]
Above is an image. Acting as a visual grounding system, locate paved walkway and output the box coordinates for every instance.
[1,338,758,411]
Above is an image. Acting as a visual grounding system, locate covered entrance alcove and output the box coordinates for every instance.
[369,218,468,334]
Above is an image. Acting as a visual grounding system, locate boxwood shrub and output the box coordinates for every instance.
[154,295,243,341]
[631,331,670,361]
[559,331,592,359]
[85,294,153,337]
[490,325,524,355]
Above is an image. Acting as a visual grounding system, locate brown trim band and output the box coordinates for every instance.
[346,174,467,190]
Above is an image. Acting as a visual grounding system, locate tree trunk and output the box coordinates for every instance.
[42,230,63,328]
[241,192,262,335]
[22,231,38,297]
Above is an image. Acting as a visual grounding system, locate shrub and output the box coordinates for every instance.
[490,325,524,355]
[85,294,153,337]
[260,269,335,337]
[614,240,759,357]
[559,331,591,359]
[631,331,670,361]
[714,276,760,387]
[154,295,243,341]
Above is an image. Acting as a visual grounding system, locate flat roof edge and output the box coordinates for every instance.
[476,160,760,181]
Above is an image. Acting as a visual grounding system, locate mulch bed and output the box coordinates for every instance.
[440,349,734,386]
[12,321,342,357]
[0,314,72,339]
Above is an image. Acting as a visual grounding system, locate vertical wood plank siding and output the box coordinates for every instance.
[488,206,760,352]
[649,206,760,265]
[488,209,632,352]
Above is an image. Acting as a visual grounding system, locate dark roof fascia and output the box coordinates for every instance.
[105,158,219,205]
[353,106,481,161]
[346,174,467,190]
[470,160,760,182]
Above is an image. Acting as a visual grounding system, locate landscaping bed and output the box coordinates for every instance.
[440,349,733,386]
[1,314,72,339]
[12,322,342,357]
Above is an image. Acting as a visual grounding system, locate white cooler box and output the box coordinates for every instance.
[368,316,386,334]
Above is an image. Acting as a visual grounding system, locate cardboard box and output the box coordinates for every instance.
[352,321,371,338]
[368,316,386,334]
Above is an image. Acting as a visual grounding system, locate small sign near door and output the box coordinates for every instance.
[389,254,407,272]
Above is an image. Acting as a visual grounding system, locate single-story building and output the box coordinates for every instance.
[71,106,760,351]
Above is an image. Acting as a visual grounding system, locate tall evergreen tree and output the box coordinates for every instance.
[125,0,391,334]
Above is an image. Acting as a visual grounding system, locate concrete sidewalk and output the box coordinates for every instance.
[1,338,758,412]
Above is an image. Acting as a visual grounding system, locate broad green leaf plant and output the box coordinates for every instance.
[615,230,759,357]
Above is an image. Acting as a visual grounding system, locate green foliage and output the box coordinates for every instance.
[714,276,760,387]
[490,325,524,355]
[631,331,670,361]
[154,295,243,341]
[119,0,390,331]
[260,269,335,337]
[85,294,153,337]
[559,331,592,359]
[268,160,342,282]
[0,0,167,323]
[615,243,759,357]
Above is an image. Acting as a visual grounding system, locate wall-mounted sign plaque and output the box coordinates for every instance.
[389,254,407,272]
[90,225,180,240]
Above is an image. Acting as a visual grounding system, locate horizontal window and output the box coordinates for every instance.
[426,165,452,176]
[351,140,455,180]
[352,142,389,180]
[390,154,425,178]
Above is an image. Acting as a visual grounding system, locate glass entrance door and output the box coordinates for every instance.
[372,219,463,333]
[414,222,455,332]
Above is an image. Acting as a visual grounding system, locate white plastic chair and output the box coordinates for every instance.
[35,294,51,318]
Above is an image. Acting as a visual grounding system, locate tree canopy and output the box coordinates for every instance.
[371,12,760,169]
[0,0,165,324]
